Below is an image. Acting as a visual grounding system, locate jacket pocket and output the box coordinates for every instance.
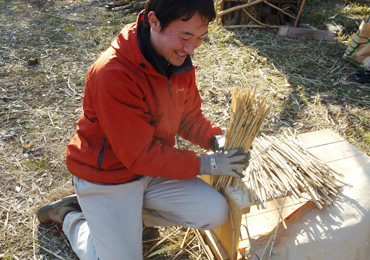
[97,136,106,168]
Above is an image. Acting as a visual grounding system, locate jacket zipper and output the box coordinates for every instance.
[168,78,173,98]
[167,78,174,143]
[97,136,106,168]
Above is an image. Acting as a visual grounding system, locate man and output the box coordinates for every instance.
[37,0,250,259]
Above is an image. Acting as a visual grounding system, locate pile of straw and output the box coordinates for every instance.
[244,131,347,209]
[212,88,346,210]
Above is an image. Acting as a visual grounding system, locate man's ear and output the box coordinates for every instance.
[148,11,161,32]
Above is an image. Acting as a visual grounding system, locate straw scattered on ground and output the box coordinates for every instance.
[1,0,369,259]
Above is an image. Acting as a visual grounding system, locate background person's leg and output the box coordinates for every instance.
[63,176,148,260]
[142,177,229,229]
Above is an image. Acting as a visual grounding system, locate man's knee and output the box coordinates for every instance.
[198,195,229,230]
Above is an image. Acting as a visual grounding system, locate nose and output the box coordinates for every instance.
[184,43,195,55]
[184,39,202,55]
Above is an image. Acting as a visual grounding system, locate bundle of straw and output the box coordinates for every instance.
[243,130,347,209]
[212,88,271,190]
[211,88,346,210]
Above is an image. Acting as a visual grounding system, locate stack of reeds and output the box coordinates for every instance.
[212,88,271,190]
[240,131,348,258]
[212,88,346,210]
[243,131,347,209]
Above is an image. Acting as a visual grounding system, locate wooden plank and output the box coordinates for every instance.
[209,129,368,259]
[194,229,215,260]
[211,186,250,260]
[278,25,336,41]
[299,129,369,176]
[307,141,364,163]
[200,230,229,260]
[212,212,235,259]
[199,174,213,186]
[238,193,311,240]
[246,194,309,218]
[327,154,370,177]
[243,200,307,240]
[298,129,345,149]
[225,186,253,213]
[224,189,244,260]
[241,201,318,257]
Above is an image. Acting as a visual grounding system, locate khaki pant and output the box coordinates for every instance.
[63,176,229,260]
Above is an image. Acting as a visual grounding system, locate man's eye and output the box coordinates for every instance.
[180,37,190,41]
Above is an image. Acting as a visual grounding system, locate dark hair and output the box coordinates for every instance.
[143,0,216,30]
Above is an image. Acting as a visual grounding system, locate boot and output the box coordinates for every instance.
[37,195,81,224]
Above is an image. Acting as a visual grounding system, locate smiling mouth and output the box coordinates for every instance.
[175,51,187,57]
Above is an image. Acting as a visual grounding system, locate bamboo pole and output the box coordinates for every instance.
[217,0,265,18]
[294,0,307,27]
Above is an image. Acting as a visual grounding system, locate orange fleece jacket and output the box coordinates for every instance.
[66,18,222,184]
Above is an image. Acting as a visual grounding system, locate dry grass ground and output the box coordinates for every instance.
[1,0,369,259]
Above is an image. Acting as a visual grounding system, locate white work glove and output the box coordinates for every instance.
[210,135,226,152]
[200,149,250,178]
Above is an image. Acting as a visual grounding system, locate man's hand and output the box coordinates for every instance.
[200,149,250,178]
[210,135,226,152]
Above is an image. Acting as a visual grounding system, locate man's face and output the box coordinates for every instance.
[149,12,209,67]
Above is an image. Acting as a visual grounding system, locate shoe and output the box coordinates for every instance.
[352,69,370,83]
[37,195,81,224]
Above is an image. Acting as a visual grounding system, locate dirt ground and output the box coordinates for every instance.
[1,0,369,259]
